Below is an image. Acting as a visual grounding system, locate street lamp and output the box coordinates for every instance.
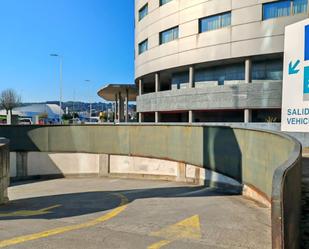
[85,80,92,119]
[50,54,63,123]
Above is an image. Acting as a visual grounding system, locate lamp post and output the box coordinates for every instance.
[50,54,63,123]
[85,80,92,119]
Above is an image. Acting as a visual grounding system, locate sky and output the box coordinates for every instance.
[0,0,135,103]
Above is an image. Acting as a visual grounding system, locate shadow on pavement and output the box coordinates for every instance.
[0,185,239,221]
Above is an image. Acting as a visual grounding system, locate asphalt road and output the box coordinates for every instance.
[0,178,271,249]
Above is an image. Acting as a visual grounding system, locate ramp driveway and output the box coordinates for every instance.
[0,178,271,249]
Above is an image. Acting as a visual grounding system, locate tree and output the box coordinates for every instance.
[62,113,73,121]
[0,89,21,124]
[38,112,48,119]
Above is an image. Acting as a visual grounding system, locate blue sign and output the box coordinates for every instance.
[304,66,309,94]
[289,60,300,75]
[305,25,309,61]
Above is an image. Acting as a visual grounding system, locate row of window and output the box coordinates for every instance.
[139,0,307,21]
[171,59,283,87]
[138,10,232,54]
[138,26,179,54]
[263,0,308,20]
[138,0,308,55]
[138,0,173,21]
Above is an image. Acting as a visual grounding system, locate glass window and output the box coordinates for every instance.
[172,72,189,89]
[160,0,173,6]
[293,0,308,14]
[252,59,283,81]
[139,4,148,21]
[263,1,291,20]
[199,12,231,33]
[160,26,179,45]
[138,39,148,55]
[195,63,244,85]
[263,0,308,20]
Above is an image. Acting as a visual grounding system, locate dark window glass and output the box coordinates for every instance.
[252,59,283,81]
[195,64,245,85]
[160,0,173,6]
[199,12,231,33]
[138,39,148,55]
[294,0,308,14]
[139,4,148,21]
[172,72,189,89]
[263,0,308,20]
[160,26,179,44]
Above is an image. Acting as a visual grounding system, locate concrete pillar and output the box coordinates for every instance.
[139,113,142,123]
[245,59,252,84]
[155,73,160,92]
[6,112,11,125]
[139,79,143,96]
[244,58,252,123]
[244,109,252,123]
[125,88,129,123]
[189,111,193,124]
[115,94,118,123]
[155,112,159,123]
[117,93,121,123]
[118,92,125,122]
[189,66,195,88]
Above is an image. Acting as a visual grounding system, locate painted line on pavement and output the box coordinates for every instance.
[0,193,128,248]
[0,205,62,218]
[148,240,171,249]
[148,215,202,249]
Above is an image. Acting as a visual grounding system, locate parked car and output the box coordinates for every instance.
[19,118,32,125]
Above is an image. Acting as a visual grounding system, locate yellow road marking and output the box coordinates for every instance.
[148,215,201,249]
[147,240,171,249]
[0,205,62,218]
[0,193,128,248]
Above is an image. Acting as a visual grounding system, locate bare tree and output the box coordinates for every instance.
[0,89,21,123]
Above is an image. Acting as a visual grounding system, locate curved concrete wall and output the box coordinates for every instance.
[135,0,308,78]
[0,138,9,205]
[0,125,297,197]
[0,125,301,248]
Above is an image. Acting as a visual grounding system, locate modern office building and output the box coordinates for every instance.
[135,0,309,123]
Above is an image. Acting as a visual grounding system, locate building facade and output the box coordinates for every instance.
[135,0,309,123]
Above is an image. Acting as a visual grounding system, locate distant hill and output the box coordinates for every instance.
[21,101,136,113]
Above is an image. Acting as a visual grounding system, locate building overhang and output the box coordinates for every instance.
[97,84,138,101]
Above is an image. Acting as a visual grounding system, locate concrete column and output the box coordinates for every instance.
[6,112,11,125]
[244,58,252,123]
[139,79,143,96]
[117,93,121,123]
[125,88,129,123]
[119,92,125,122]
[115,94,118,123]
[155,73,160,92]
[244,109,252,123]
[189,111,193,124]
[139,113,142,123]
[155,112,159,123]
[245,59,252,84]
[189,66,195,88]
